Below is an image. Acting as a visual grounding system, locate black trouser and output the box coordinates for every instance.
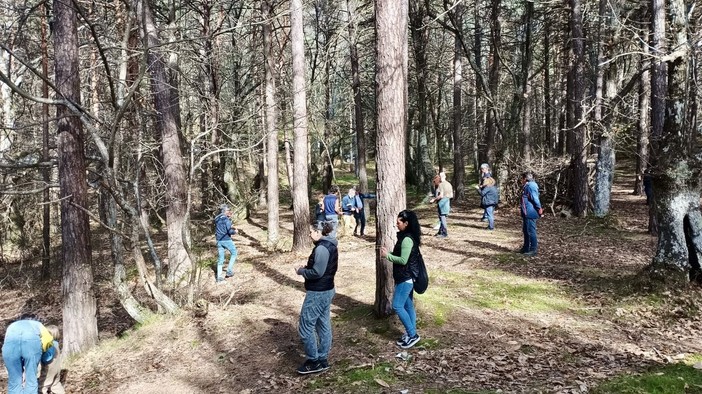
[354,210,366,235]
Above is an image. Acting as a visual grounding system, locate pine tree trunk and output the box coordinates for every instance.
[54,0,98,355]
[569,0,588,217]
[262,0,279,248]
[291,0,311,251]
[452,4,465,200]
[375,0,407,317]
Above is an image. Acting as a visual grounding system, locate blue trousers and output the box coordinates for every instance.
[521,217,538,253]
[2,321,43,394]
[392,280,417,337]
[216,239,238,279]
[299,289,335,361]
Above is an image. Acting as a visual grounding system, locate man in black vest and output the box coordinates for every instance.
[295,222,338,374]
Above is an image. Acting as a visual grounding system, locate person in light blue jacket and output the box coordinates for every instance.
[2,317,55,394]
[518,172,543,256]
[214,204,238,282]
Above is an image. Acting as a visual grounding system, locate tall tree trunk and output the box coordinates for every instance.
[54,0,98,355]
[484,0,501,166]
[41,3,51,280]
[290,0,311,251]
[569,0,588,217]
[520,0,534,161]
[263,0,280,247]
[634,24,651,196]
[375,0,407,317]
[543,20,553,154]
[409,0,434,193]
[451,4,465,200]
[649,0,700,283]
[348,0,368,193]
[135,0,192,282]
[593,0,618,217]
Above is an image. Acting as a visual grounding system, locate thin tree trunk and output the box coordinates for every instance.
[634,38,651,196]
[263,0,279,247]
[569,0,588,217]
[347,0,368,193]
[452,4,465,200]
[135,0,192,282]
[41,3,51,280]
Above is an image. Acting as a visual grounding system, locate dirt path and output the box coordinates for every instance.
[4,176,702,393]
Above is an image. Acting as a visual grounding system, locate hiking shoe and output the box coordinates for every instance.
[296,359,324,375]
[400,334,420,349]
[318,359,330,371]
[395,334,409,346]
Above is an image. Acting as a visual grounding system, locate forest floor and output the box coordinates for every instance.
[3,169,702,394]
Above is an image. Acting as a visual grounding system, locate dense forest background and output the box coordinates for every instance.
[0,0,700,360]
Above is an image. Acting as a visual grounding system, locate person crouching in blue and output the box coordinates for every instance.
[295,221,338,374]
[214,204,238,283]
[518,172,543,256]
[2,316,55,394]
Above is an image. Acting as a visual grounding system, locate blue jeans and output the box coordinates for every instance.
[485,206,495,229]
[325,214,339,238]
[2,321,43,394]
[521,217,538,252]
[299,289,335,361]
[216,239,238,279]
[392,280,417,337]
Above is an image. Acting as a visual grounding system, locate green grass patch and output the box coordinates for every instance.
[591,363,702,394]
[419,269,575,315]
[306,361,397,393]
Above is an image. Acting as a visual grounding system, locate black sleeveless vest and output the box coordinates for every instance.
[392,232,420,284]
[305,239,338,291]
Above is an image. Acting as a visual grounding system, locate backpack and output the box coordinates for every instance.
[410,252,429,294]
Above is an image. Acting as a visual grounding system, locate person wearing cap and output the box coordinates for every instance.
[214,204,238,283]
[2,316,55,394]
[39,325,64,394]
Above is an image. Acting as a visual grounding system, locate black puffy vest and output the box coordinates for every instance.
[392,232,420,284]
[305,239,338,291]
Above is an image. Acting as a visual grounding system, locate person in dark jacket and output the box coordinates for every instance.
[381,210,422,349]
[214,204,238,283]
[295,222,338,374]
[479,163,492,221]
[323,186,341,238]
[355,190,376,237]
[519,172,543,256]
[478,177,499,230]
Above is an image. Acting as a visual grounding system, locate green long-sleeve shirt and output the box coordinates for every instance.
[387,237,414,265]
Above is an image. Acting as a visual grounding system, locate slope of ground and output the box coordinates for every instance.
[2,173,702,394]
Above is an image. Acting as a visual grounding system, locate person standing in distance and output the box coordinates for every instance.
[478,163,492,221]
[295,222,338,374]
[323,186,342,238]
[381,210,422,349]
[214,204,238,283]
[518,172,543,256]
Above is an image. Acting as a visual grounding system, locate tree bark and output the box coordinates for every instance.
[451,3,465,200]
[41,3,51,280]
[347,0,369,193]
[569,0,588,217]
[290,0,311,251]
[54,0,98,355]
[262,0,279,248]
[135,0,192,282]
[634,28,651,196]
[375,0,407,317]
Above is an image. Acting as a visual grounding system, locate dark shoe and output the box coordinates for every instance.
[400,334,420,349]
[318,359,330,371]
[296,359,324,375]
[396,334,409,346]
[225,272,234,278]
[515,248,527,254]
[486,227,494,231]
[523,251,537,257]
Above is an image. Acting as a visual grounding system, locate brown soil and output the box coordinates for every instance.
[2,175,702,394]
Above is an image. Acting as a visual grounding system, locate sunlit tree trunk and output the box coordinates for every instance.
[451,3,465,200]
[290,0,311,251]
[375,0,407,317]
[135,0,192,281]
[649,0,701,283]
[262,0,279,247]
[569,0,588,217]
[347,0,369,193]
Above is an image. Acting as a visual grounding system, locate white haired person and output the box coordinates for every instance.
[430,173,454,238]
[478,163,492,221]
[39,325,64,394]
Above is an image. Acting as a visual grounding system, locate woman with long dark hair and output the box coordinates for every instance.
[381,209,422,349]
